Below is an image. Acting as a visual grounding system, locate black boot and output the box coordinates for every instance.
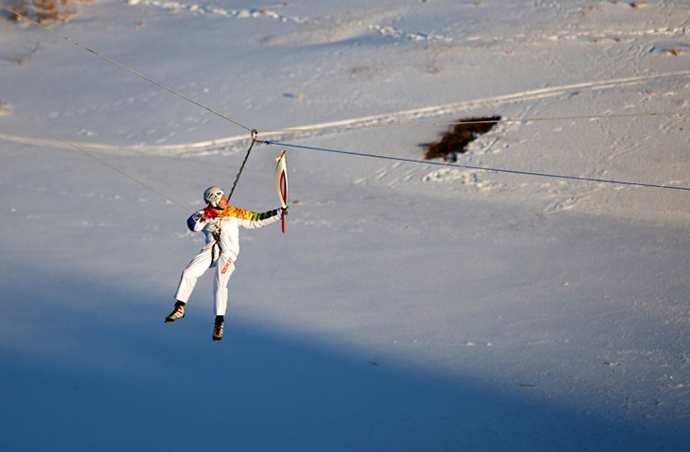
[165,301,186,323]
[212,315,224,342]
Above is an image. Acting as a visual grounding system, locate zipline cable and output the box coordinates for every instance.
[4,107,193,211]
[257,111,688,136]
[5,5,689,137]
[1,6,254,135]
[4,5,690,196]
[4,5,258,200]
[261,140,690,193]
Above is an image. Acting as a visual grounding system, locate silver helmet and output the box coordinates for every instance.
[203,186,225,207]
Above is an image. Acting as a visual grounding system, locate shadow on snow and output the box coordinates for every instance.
[1,261,688,452]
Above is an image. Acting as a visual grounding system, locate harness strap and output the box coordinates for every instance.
[210,229,221,266]
[227,130,258,202]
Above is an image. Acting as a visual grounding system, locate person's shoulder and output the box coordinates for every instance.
[221,206,254,220]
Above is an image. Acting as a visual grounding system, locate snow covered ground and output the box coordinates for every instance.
[1,0,689,450]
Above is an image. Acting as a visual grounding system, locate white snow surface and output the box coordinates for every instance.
[1,0,689,450]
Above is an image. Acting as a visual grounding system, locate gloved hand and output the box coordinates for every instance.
[281,206,290,216]
[191,211,206,223]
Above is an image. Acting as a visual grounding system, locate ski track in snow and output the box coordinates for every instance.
[371,24,453,43]
[126,0,689,46]
[125,0,308,23]
[3,70,689,158]
[494,26,690,47]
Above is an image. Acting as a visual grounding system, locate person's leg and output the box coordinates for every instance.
[212,253,235,341]
[213,253,236,317]
[166,247,212,323]
[175,247,213,304]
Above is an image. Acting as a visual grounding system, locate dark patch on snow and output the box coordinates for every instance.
[3,0,79,23]
[421,115,501,162]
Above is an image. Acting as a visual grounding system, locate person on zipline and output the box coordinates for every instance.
[165,186,288,342]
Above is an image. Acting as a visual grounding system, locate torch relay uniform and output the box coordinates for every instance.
[175,204,283,316]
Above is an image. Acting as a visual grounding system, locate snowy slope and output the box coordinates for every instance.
[1,1,689,451]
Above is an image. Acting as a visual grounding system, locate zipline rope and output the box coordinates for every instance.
[260,140,690,193]
[5,107,193,211]
[257,111,688,136]
[5,5,688,137]
[4,5,690,197]
[0,7,266,205]
[1,6,254,135]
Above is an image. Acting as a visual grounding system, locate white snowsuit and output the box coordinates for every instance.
[174,205,282,316]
